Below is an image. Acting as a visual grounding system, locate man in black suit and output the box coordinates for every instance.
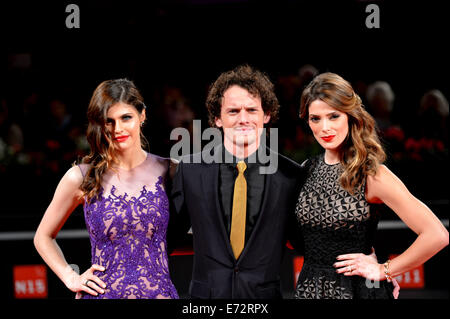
[171,65,304,298]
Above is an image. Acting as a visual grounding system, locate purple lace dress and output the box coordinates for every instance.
[78,153,178,299]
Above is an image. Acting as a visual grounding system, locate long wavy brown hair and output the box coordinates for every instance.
[80,79,148,201]
[300,72,386,194]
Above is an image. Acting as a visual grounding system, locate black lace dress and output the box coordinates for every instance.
[294,154,394,299]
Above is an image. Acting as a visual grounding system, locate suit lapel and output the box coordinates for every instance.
[201,162,235,259]
[238,149,282,261]
[200,147,283,262]
[238,171,281,261]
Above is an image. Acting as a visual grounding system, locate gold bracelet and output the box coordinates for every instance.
[383,260,392,282]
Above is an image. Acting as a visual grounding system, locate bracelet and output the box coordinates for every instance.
[383,260,392,282]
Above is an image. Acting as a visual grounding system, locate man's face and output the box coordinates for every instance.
[215,85,270,155]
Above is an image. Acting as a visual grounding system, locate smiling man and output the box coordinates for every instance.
[216,84,270,159]
[171,65,305,299]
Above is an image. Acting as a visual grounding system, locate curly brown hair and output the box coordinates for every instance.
[300,72,386,194]
[206,64,280,127]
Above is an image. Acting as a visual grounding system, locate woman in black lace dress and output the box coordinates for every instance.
[294,72,448,299]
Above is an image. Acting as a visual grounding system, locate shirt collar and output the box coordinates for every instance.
[221,144,270,168]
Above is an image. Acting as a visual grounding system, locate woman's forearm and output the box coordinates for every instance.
[387,228,448,278]
[33,233,78,288]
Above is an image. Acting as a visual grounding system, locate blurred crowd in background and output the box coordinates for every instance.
[1,53,448,221]
[0,1,447,303]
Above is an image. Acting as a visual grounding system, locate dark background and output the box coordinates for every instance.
[0,0,448,300]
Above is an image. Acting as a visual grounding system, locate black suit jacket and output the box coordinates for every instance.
[171,147,305,299]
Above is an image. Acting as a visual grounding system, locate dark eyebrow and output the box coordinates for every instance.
[106,113,134,121]
[328,111,340,116]
[309,111,339,117]
[225,105,258,111]
[225,106,240,111]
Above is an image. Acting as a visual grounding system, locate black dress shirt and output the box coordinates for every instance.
[219,146,267,243]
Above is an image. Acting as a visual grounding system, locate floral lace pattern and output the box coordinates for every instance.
[81,170,178,299]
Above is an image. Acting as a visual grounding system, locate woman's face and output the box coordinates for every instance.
[308,99,349,152]
[105,102,145,152]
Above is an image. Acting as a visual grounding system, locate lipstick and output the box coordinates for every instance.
[321,135,335,142]
[114,135,129,143]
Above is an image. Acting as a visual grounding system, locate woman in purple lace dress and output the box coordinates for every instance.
[34,79,179,299]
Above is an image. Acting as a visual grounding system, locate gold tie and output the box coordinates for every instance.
[230,161,247,259]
